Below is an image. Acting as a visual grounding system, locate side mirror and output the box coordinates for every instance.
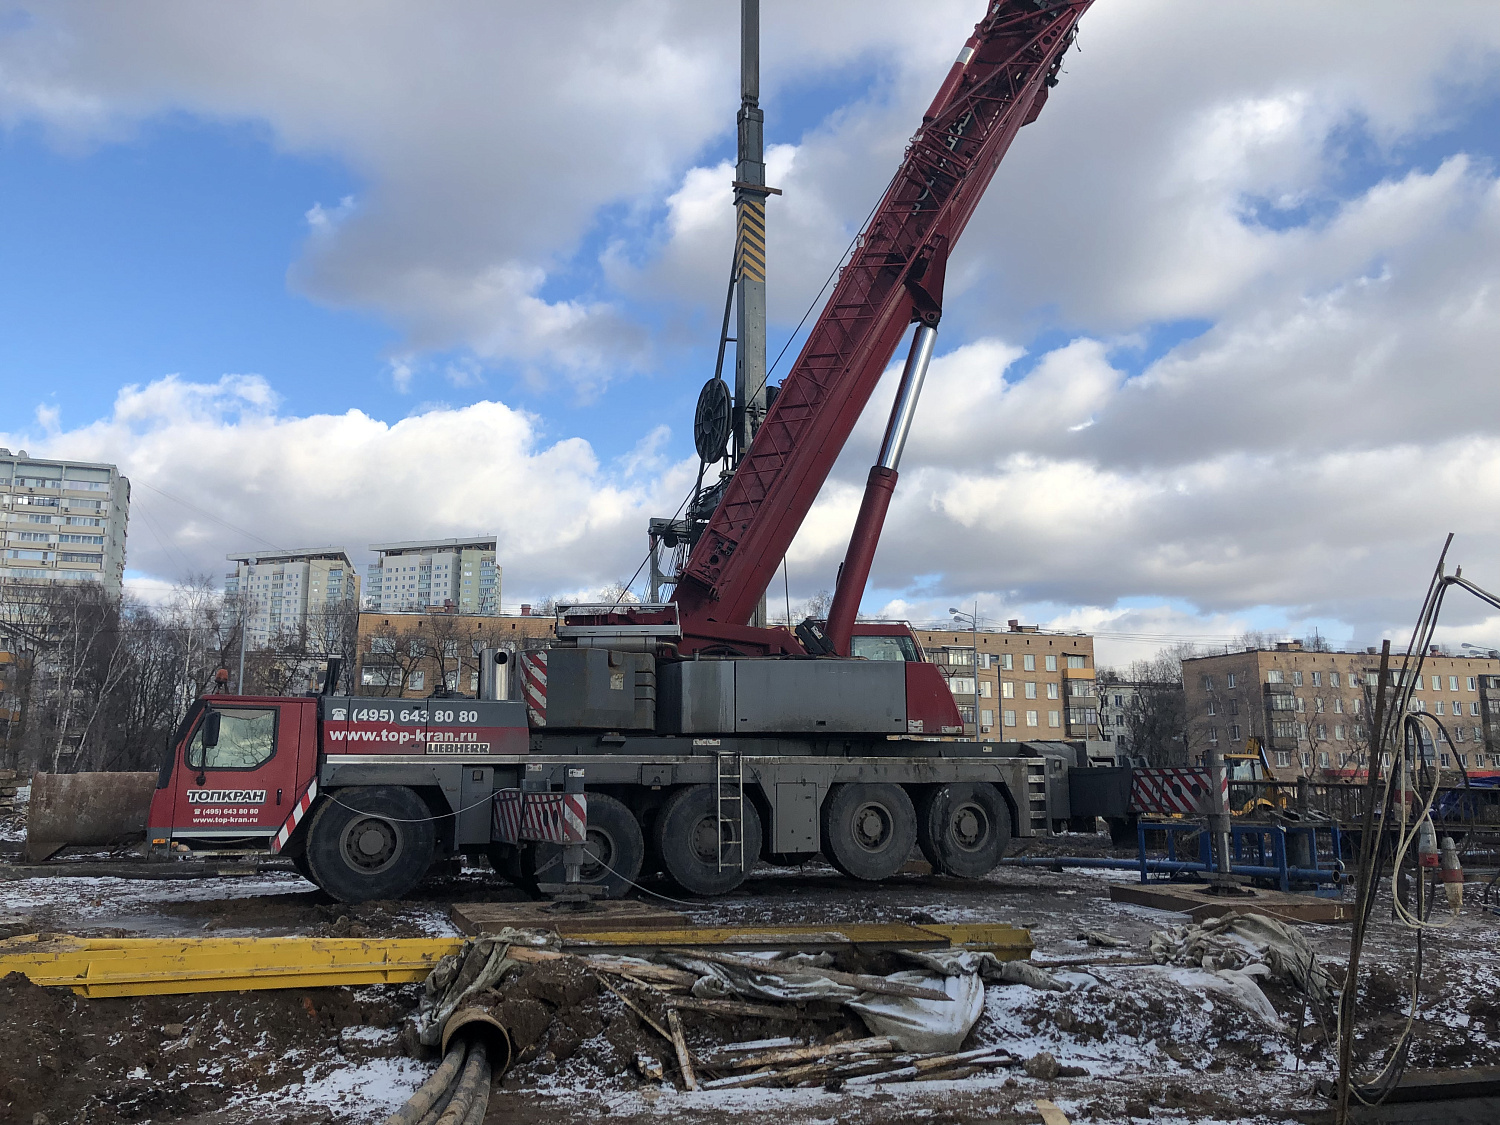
[202,711,222,749]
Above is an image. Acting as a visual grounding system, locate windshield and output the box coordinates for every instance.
[851,634,918,662]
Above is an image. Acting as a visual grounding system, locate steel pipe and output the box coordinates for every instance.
[877,324,938,471]
[994,855,1341,882]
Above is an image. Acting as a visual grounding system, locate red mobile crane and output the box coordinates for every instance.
[144,1,1095,903]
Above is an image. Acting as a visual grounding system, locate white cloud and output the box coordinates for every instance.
[1,376,696,604]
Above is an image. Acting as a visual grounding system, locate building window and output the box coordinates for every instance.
[1334,698,1343,714]
[1273,721,1296,739]
[1003,710,1016,727]
[1311,671,1321,687]
[1267,670,1284,684]
[1067,655,1085,669]
[1270,694,1295,711]
[1330,672,1340,688]
[1201,675,1214,691]
[1366,672,1378,686]
[409,671,425,690]
[1228,699,1239,716]
[442,640,459,658]
[1068,708,1097,726]
[1292,671,1303,687]
[1467,676,1477,691]
[1352,698,1362,715]
[409,640,426,657]
[1206,700,1217,716]
[1318,751,1329,767]
[1229,723,1242,740]
[1431,675,1441,691]
[371,638,396,654]
[1024,682,1037,699]
[1455,726,1467,743]
[1207,726,1219,743]
[1046,683,1060,700]
[1434,701,1446,715]
[981,709,994,728]
[1300,753,1311,768]
[1441,753,1451,767]
[1113,695,1123,707]
[1449,675,1459,691]
[1314,697,1324,713]
[1335,725,1345,741]
[1025,710,1038,727]
[1001,681,1014,699]
[1048,711,1060,728]
[979,653,993,669]
[1276,751,1291,767]
[1474,702,1484,716]
[1101,712,1112,727]
[1293,697,1305,713]
[1023,654,1036,672]
[979,681,992,698]
[1297,723,1308,740]
[1410,698,1424,712]
[1001,654,1013,670]
[1046,655,1058,672]
[958,706,975,723]
[1315,724,1327,739]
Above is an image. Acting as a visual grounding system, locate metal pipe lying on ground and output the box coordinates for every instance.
[432,1041,488,1125]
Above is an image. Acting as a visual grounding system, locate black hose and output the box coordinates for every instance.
[385,1042,466,1125]
[433,1041,490,1125]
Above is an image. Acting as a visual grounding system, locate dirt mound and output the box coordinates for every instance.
[0,971,416,1125]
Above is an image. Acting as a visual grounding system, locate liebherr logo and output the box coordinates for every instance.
[186,789,266,805]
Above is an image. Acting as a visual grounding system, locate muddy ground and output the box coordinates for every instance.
[3,834,1499,1125]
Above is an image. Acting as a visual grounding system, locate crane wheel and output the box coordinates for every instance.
[915,782,1010,878]
[519,793,645,900]
[303,785,436,904]
[654,784,762,896]
[821,783,917,882]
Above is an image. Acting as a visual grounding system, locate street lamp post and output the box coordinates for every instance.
[949,602,981,743]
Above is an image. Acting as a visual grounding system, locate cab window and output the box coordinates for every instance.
[186,708,278,771]
[851,634,918,662]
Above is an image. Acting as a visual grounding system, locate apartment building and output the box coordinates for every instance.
[225,548,361,648]
[912,620,1098,741]
[1182,642,1500,779]
[0,450,129,597]
[356,610,555,698]
[365,538,499,615]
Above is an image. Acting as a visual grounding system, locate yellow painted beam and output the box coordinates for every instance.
[0,920,1033,998]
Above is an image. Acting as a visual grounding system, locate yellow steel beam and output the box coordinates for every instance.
[0,920,1032,998]
[0,934,462,997]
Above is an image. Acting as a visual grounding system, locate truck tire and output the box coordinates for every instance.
[655,784,761,896]
[821,783,917,882]
[303,786,436,904]
[915,782,1010,878]
[521,793,644,900]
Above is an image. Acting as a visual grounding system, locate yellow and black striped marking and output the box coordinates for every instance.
[736,198,766,283]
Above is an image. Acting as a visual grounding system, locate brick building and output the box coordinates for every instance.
[1182,642,1500,779]
[355,609,555,698]
[911,621,1098,741]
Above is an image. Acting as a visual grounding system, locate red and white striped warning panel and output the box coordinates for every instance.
[492,789,587,844]
[520,652,548,727]
[269,778,319,855]
[1130,767,1226,816]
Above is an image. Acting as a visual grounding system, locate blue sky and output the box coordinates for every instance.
[3,1,1500,666]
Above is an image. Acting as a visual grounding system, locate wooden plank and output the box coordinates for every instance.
[562,922,950,953]
[1107,883,1352,923]
[667,1009,699,1091]
[1035,1098,1072,1125]
[667,997,842,1021]
[450,900,687,936]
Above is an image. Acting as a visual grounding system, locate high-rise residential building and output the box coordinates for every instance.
[365,538,499,615]
[1182,642,1500,779]
[225,548,361,648]
[910,620,1099,742]
[0,450,129,597]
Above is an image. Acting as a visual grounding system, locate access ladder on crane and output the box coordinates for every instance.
[716,749,745,873]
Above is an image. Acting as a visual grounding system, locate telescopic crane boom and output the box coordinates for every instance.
[672,0,1092,655]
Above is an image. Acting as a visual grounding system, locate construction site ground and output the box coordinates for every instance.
[4,831,1499,1125]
